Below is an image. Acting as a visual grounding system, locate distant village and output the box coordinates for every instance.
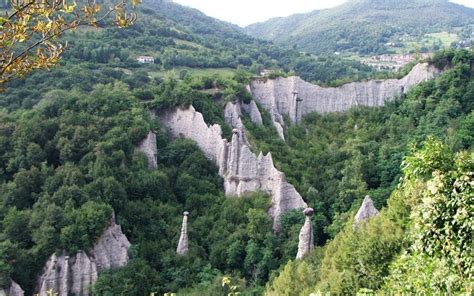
[363,53,432,71]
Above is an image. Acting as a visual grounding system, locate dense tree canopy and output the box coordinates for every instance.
[264,50,473,295]
[245,0,474,55]
[0,4,472,292]
[244,49,473,245]
[0,0,383,107]
[0,78,308,294]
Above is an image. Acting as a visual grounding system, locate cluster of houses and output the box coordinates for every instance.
[364,53,432,71]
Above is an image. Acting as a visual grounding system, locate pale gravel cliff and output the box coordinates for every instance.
[7,64,438,296]
[156,64,437,229]
[242,100,263,125]
[249,63,439,138]
[354,196,380,224]
[0,280,24,296]
[35,217,130,296]
[160,105,307,230]
[135,131,158,169]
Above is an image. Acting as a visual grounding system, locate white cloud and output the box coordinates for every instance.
[172,0,346,26]
[172,0,474,27]
[452,0,474,8]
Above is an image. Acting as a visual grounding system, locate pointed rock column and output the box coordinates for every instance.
[354,195,379,224]
[10,281,24,296]
[228,129,241,176]
[35,214,130,296]
[0,280,24,296]
[242,100,263,125]
[293,90,303,124]
[176,211,189,256]
[296,208,314,260]
[135,132,158,169]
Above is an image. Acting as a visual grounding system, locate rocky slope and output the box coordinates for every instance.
[35,216,130,296]
[135,131,158,169]
[156,63,437,230]
[249,63,439,138]
[160,105,307,230]
[0,280,24,296]
[354,196,380,224]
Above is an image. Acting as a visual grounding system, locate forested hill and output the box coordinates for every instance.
[0,0,378,110]
[245,0,474,54]
[0,47,471,294]
[1,0,472,293]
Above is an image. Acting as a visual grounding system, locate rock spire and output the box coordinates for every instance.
[296,208,314,260]
[35,216,130,296]
[242,100,263,125]
[354,195,379,224]
[160,106,307,231]
[176,211,189,256]
[0,280,24,296]
[135,131,158,169]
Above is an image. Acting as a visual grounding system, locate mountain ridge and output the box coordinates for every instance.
[245,0,474,54]
[1,0,379,109]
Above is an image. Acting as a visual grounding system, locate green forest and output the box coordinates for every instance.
[0,0,382,111]
[0,0,473,294]
[251,49,474,294]
[245,0,474,55]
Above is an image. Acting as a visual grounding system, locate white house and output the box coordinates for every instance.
[137,56,155,64]
[260,69,275,77]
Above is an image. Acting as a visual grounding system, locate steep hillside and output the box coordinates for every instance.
[0,0,381,111]
[245,0,474,54]
[249,62,439,139]
[0,22,471,294]
[0,0,472,293]
[243,49,473,253]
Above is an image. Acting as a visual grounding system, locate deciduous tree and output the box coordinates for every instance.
[0,0,140,85]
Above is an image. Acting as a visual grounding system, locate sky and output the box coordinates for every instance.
[172,0,474,27]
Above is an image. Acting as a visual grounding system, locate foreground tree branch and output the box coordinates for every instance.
[0,0,141,87]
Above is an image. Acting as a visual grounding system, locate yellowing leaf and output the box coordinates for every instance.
[17,33,27,42]
[62,2,77,13]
